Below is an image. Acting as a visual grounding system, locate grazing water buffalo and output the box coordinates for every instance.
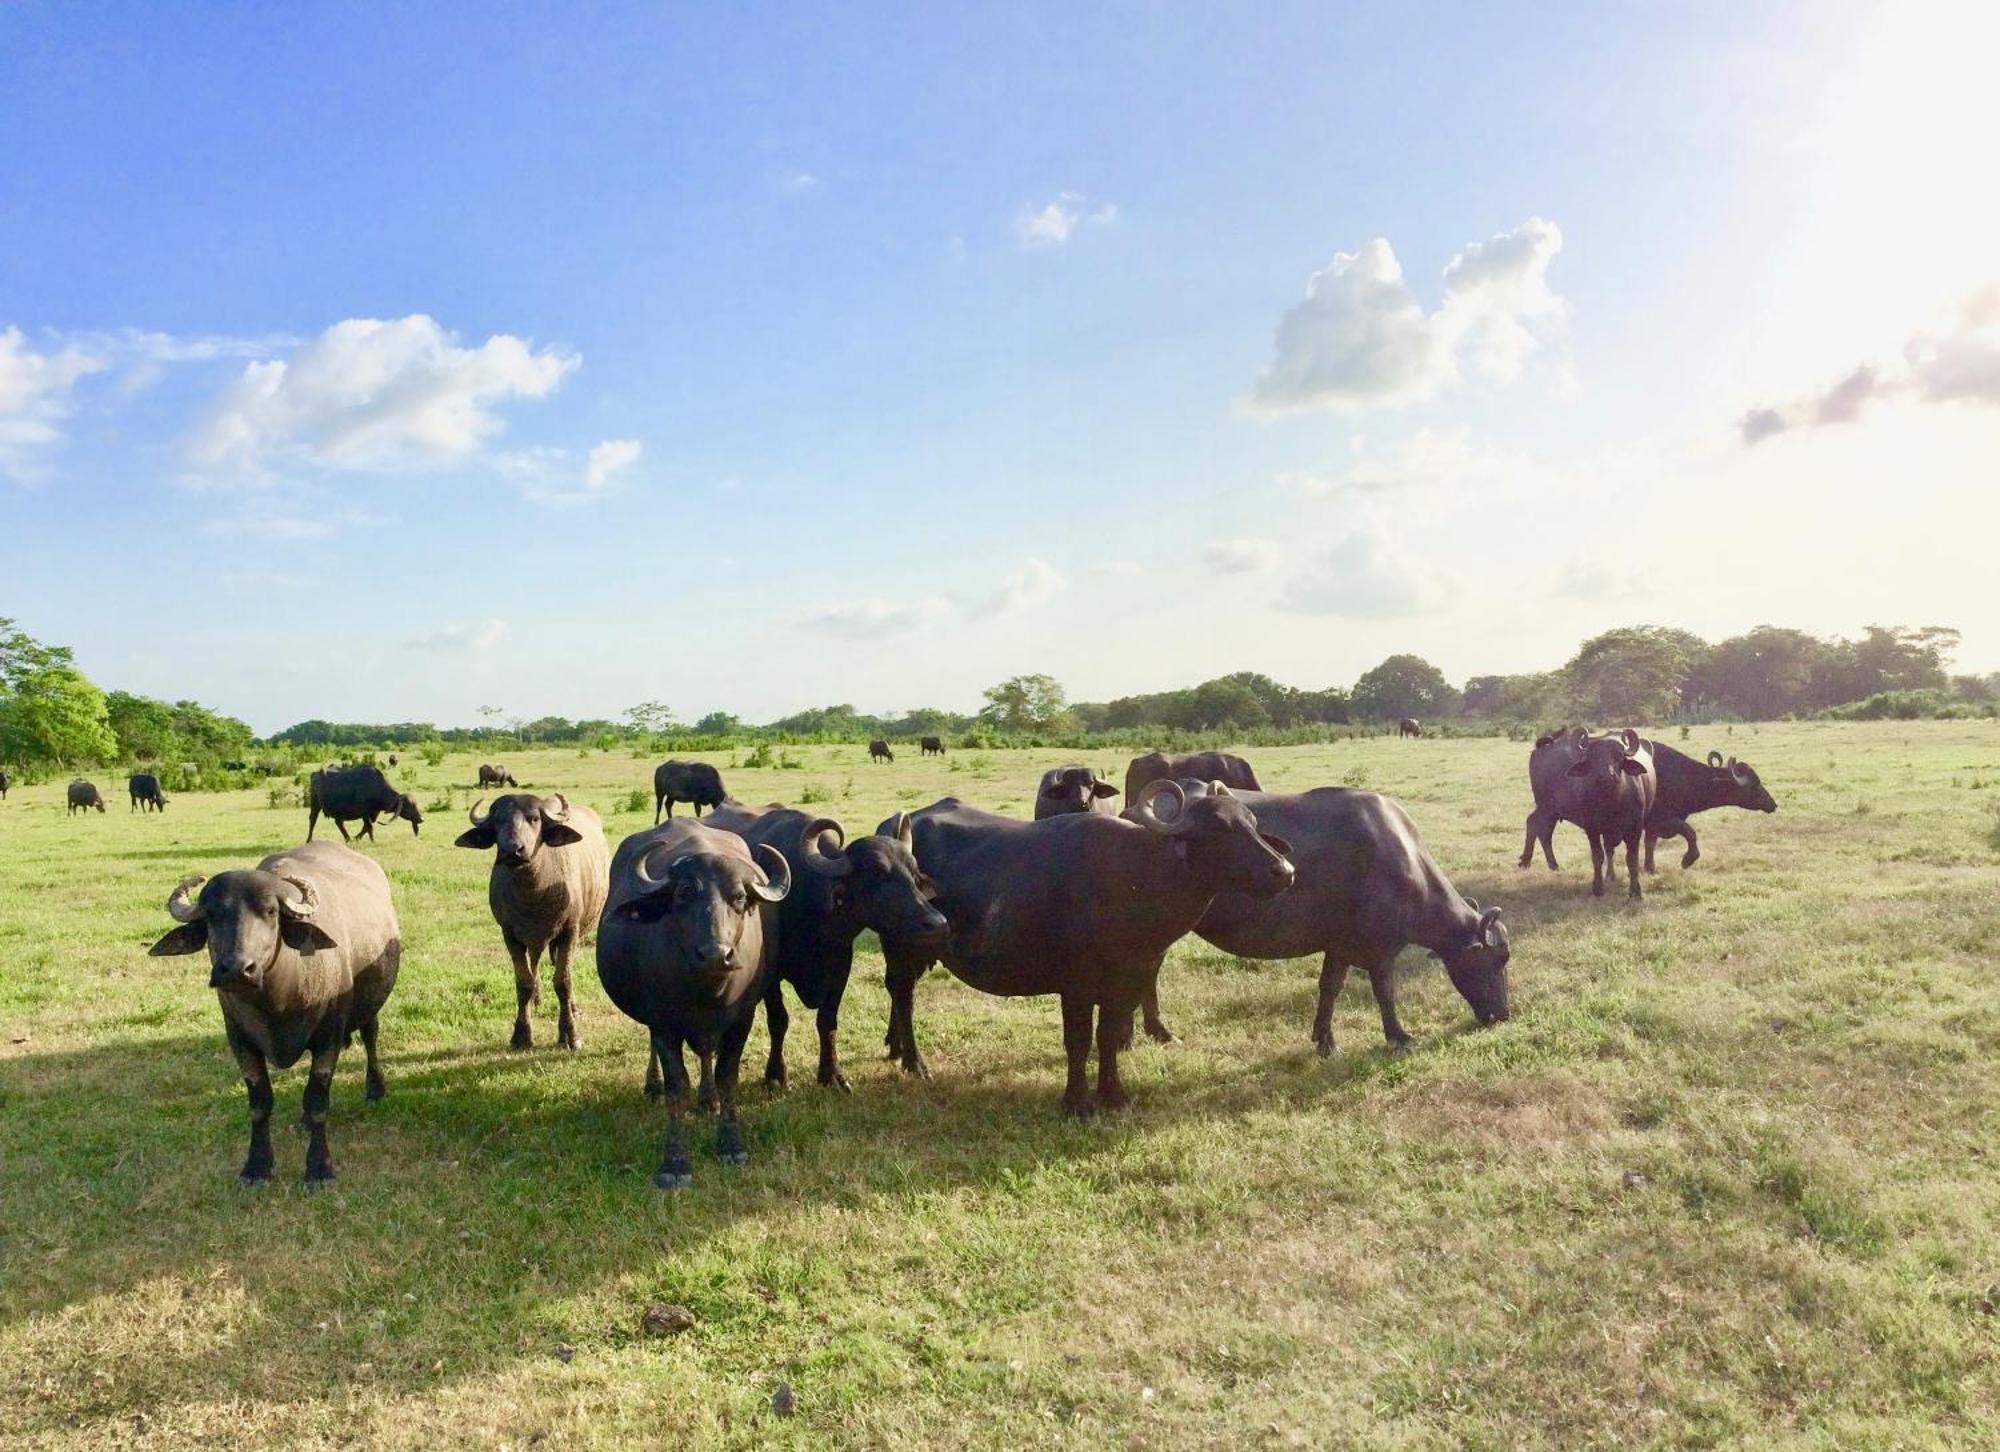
[1124,750,1261,805]
[455,793,610,1051]
[477,763,518,789]
[0,768,11,800]
[386,753,398,767]
[1643,744,1779,871]
[1398,718,1421,738]
[67,779,106,814]
[920,736,946,757]
[652,760,729,822]
[1033,765,1121,820]
[869,739,894,764]
[308,765,423,842]
[1185,784,1509,1053]
[129,772,168,812]
[876,780,1294,1115]
[148,841,401,1184]
[1520,729,1656,898]
[707,804,948,1092]
[596,820,793,1188]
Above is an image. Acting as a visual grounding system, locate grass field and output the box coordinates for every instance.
[2,722,1998,1449]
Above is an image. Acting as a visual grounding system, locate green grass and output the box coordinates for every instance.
[2,722,1998,1449]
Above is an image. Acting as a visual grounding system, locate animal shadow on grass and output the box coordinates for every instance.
[111,843,289,863]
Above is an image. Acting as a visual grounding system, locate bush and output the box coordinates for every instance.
[420,741,447,767]
[618,788,649,814]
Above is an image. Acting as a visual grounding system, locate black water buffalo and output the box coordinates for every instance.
[386,753,398,767]
[652,759,729,822]
[595,820,793,1187]
[1398,718,1421,738]
[876,780,1294,1114]
[455,794,611,1051]
[308,765,423,842]
[0,768,11,799]
[707,804,948,1092]
[1643,744,1779,871]
[920,736,946,757]
[1033,765,1121,820]
[129,772,168,812]
[148,841,401,1184]
[1185,784,1509,1052]
[869,740,894,764]
[477,763,518,789]
[67,779,106,814]
[221,760,248,773]
[1520,729,1656,898]
[1124,750,1260,804]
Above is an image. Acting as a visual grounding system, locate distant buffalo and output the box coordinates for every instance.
[67,779,106,815]
[308,765,423,842]
[477,763,518,789]
[920,736,946,757]
[1398,718,1421,738]
[129,772,168,812]
[221,760,248,773]
[653,760,729,822]
[869,740,894,764]
[387,753,398,767]
[0,768,10,800]
[1033,765,1120,820]
[1124,750,1260,805]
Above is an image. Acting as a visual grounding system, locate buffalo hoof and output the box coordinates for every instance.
[1384,1033,1414,1052]
[644,1079,665,1101]
[1144,1021,1179,1046]
[819,1068,853,1094]
[716,1126,748,1165]
[1313,1034,1336,1059]
[303,1165,336,1188]
[237,1162,273,1187]
[1516,855,1532,870]
[558,1032,581,1052]
[510,1025,533,1051]
[1681,850,1699,869]
[763,1070,789,1094]
[696,1084,718,1114]
[1097,1086,1132,1113]
[653,1168,694,1191]
[365,1078,386,1103]
[1061,1091,1097,1119]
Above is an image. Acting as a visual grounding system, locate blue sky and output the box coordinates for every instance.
[4,1,1996,732]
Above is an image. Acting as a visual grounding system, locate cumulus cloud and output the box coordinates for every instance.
[1741,290,2000,443]
[977,556,1067,615]
[0,327,106,480]
[1014,192,1118,249]
[191,315,578,476]
[1277,528,1452,618]
[1201,538,1282,574]
[1243,218,1564,417]
[799,597,953,641]
[403,620,510,653]
[498,436,643,506]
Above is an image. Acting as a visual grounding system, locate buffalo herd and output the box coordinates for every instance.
[98,732,1779,1187]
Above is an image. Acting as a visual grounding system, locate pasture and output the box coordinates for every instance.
[2,722,1997,1449]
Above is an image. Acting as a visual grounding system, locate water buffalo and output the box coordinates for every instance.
[1398,718,1421,738]
[1033,765,1122,820]
[221,760,248,772]
[706,804,949,1092]
[1184,784,1509,1052]
[129,772,168,812]
[1520,729,1656,898]
[920,736,946,757]
[308,765,423,842]
[0,768,11,800]
[653,759,729,822]
[876,780,1294,1114]
[869,740,894,764]
[67,779,106,814]
[148,841,401,1184]
[477,763,518,789]
[1643,744,1779,871]
[387,753,398,767]
[1124,750,1260,805]
[595,820,793,1187]
[455,793,610,1051]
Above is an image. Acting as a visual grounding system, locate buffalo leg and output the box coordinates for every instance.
[715,1015,753,1166]
[762,980,791,1089]
[307,803,320,840]
[882,948,932,1080]
[696,1047,717,1113]
[651,1029,693,1189]
[815,985,853,1094]
[550,932,580,1050]
[227,1024,275,1184]
[653,794,664,825]
[504,928,537,1050]
[302,1042,341,1184]
[359,1014,386,1101]
[1059,994,1096,1117]
[644,1043,665,1100]
[1139,980,1177,1045]
[1096,994,1134,1112]
[1643,828,1658,874]
[1364,954,1411,1047]
[1589,833,1607,897]
[1311,955,1352,1057]
[1623,832,1643,900]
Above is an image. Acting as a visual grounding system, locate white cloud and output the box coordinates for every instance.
[799,597,953,641]
[1277,527,1453,618]
[1014,192,1118,249]
[199,506,391,542]
[1243,218,1565,417]
[0,327,106,480]
[779,171,821,195]
[585,438,642,490]
[191,315,578,476]
[498,436,643,506]
[977,556,1067,615]
[1201,537,1282,574]
[403,619,510,653]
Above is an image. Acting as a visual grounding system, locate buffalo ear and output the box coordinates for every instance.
[149,922,208,956]
[541,822,584,848]
[826,882,849,913]
[1260,832,1294,857]
[281,918,339,953]
[454,824,497,850]
[1091,781,1119,799]
[1619,758,1650,776]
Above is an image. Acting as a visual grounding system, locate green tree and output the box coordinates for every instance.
[1351,655,1457,722]
[1692,627,1825,719]
[0,664,119,765]
[106,691,180,760]
[694,711,742,735]
[979,674,1073,734]
[1562,626,1709,723]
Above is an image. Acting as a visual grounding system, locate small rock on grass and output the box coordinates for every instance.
[642,1303,696,1337]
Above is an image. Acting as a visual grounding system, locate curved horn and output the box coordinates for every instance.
[166,874,206,923]
[891,811,914,848]
[1707,750,1725,769]
[1570,725,1590,748]
[1209,780,1234,799]
[543,792,569,822]
[1730,761,1752,785]
[276,875,319,919]
[467,797,489,828]
[798,818,852,878]
[1464,896,1480,912]
[1132,777,1188,835]
[632,840,674,888]
[750,842,793,903]
[1619,728,1642,756]
[1479,906,1504,946]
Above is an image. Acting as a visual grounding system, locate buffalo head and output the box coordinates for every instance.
[1131,779,1295,898]
[456,793,584,867]
[1707,751,1778,813]
[620,839,792,987]
[1039,767,1119,816]
[798,812,950,950]
[1440,900,1511,1025]
[149,871,337,988]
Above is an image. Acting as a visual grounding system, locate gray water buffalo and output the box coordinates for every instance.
[652,760,729,822]
[1520,729,1657,898]
[148,841,401,1184]
[1398,718,1421,738]
[0,768,11,799]
[595,820,793,1187]
[455,793,610,1051]
[1643,743,1779,871]
[920,736,946,757]
[1033,765,1121,820]
[1124,750,1260,804]
[1183,784,1509,1053]
[869,740,894,764]
[67,779,106,814]
[707,804,949,1092]
[308,765,423,842]
[876,780,1294,1115]
[477,763,518,789]
[129,772,168,812]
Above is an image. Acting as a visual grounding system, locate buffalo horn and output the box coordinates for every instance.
[467,798,489,828]
[1133,777,1189,834]
[277,875,320,919]
[166,875,206,923]
[799,818,852,878]
[750,843,793,903]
